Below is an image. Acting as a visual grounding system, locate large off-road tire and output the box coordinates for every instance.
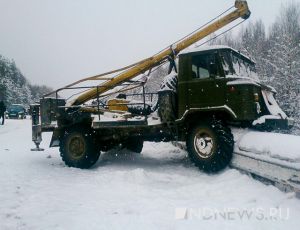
[186,119,234,173]
[124,138,144,153]
[158,91,177,124]
[60,128,100,169]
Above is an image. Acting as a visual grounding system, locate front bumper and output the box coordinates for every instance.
[253,115,294,130]
[264,117,294,130]
[8,113,18,118]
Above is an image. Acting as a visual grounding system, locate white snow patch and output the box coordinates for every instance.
[252,115,282,126]
[159,71,177,93]
[227,78,260,87]
[233,128,300,163]
[262,90,287,118]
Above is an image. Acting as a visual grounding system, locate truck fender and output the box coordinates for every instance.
[176,105,237,123]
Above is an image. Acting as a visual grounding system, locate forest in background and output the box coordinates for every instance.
[0,55,53,106]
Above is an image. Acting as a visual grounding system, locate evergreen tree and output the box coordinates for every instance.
[266,2,300,133]
[0,54,53,106]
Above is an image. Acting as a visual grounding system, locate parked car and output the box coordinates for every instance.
[6,104,26,119]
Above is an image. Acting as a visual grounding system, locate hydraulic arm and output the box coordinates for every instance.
[71,0,250,106]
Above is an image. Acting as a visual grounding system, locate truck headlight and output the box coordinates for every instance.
[254,93,259,102]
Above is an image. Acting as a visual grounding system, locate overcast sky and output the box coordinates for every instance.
[0,0,299,88]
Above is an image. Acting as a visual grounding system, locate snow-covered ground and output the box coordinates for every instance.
[1,119,300,230]
[233,128,300,166]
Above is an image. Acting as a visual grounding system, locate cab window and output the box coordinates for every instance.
[191,54,216,79]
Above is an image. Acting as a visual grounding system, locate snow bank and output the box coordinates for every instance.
[233,128,300,163]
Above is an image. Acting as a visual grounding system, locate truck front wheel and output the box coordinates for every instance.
[186,119,234,173]
[60,129,100,169]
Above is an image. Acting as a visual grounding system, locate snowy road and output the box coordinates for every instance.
[1,119,300,230]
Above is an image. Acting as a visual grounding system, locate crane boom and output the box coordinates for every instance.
[71,0,250,106]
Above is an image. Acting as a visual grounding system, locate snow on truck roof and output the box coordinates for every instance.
[179,45,231,54]
[179,45,253,62]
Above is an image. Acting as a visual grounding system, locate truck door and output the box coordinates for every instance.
[187,52,226,108]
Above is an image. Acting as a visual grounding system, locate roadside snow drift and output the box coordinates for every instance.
[233,128,300,164]
[1,119,300,230]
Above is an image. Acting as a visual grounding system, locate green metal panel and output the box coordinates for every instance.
[178,51,226,118]
[178,55,190,118]
[226,83,258,120]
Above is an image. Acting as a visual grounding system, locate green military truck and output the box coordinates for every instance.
[31,45,293,172]
[30,1,293,173]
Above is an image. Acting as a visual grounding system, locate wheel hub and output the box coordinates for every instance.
[194,133,214,158]
[69,136,85,159]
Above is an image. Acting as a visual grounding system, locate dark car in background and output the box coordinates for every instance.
[5,104,27,119]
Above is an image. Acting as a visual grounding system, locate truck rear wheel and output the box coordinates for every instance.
[124,138,144,153]
[186,119,234,173]
[60,129,100,169]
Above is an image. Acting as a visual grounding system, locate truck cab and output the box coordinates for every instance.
[177,45,293,130]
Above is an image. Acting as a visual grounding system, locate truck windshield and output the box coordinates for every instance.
[220,50,259,80]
